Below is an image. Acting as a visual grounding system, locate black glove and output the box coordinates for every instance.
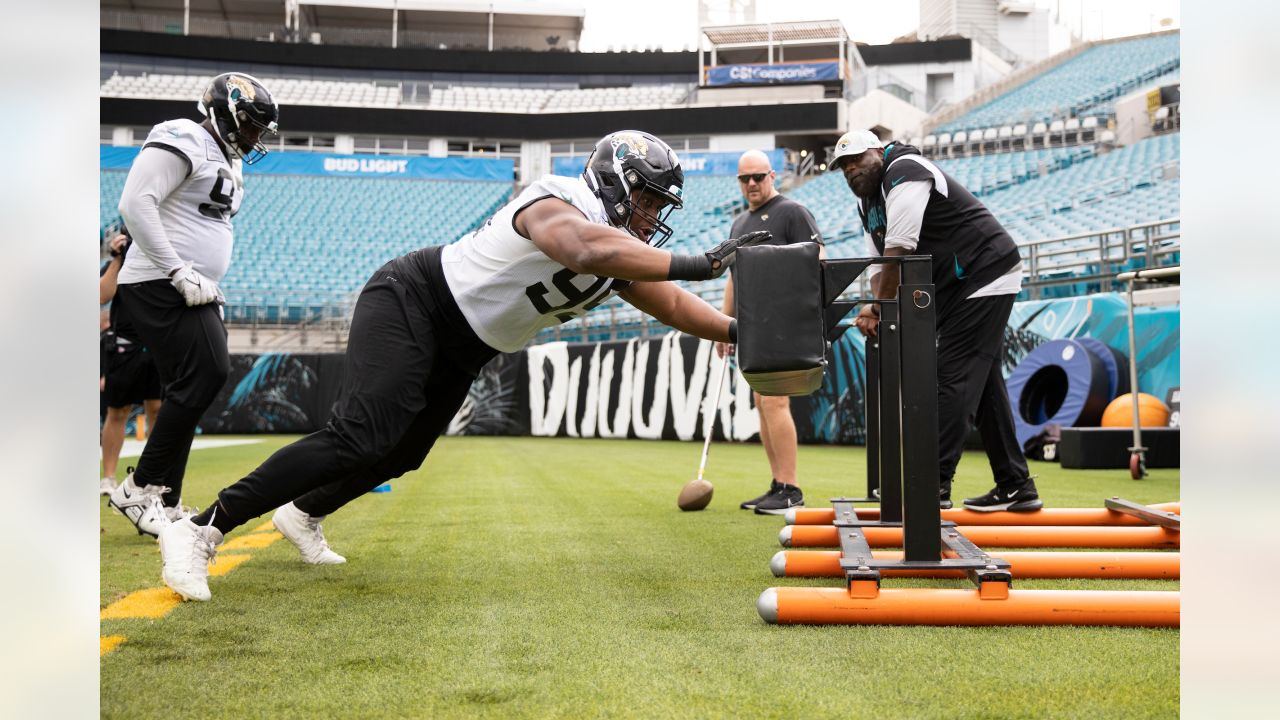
[668,231,773,281]
[706,230,771,278]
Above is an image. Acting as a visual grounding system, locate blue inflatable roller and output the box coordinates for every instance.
[1075,337,1130,401]
[1006,339,1112,448]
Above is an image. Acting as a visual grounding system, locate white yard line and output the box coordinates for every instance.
[104,437,263,459]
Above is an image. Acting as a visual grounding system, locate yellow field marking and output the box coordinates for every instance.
[102,529,279,633]
[250,520,276,533]
[209,553,253,577]
[101,555,255,623]
[222,531,283,551]
[100,588,182,620]
[100,635,126,656]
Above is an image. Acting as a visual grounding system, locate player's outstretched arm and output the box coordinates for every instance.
[517,198,681,281]
[516,198,771,283]
[619,281,736,343]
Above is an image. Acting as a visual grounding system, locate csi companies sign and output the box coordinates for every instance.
[706,61,841,87]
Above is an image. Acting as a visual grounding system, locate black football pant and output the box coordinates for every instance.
[115,281,230,507]
[203,253,491,534]
[936,294,1030,495]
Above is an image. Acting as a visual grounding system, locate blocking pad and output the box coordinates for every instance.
[733,242,825,396]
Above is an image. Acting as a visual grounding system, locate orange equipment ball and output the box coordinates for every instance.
[1100,393,1170,428]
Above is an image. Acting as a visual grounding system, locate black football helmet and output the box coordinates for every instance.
[198,73,279,165]
[583,130,684,248]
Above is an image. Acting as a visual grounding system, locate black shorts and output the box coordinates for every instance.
[103,346,163,408]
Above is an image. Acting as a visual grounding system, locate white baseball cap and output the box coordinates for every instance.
[829,129,883,169]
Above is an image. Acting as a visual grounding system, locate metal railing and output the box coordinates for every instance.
[1019,217,1180,299]
[963,24,1022,67]
[926,42,1091,132]
[848,67,928,111]
[219,217,1178,347]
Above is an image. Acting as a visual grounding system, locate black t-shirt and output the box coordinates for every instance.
[729,194,823,248]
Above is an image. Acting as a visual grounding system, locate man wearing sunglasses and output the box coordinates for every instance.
[716,150,824,516]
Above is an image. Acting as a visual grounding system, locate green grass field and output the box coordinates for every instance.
[101,436,1179,718]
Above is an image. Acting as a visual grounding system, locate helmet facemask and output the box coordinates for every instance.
[225,107,278,165]
[607,169,683,249]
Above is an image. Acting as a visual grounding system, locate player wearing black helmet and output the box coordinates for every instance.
[108,73,279,540]
[157,130,771,602]
[583,130,685,247]
[198,72,279,164]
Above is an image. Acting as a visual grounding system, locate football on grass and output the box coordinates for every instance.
[678,478,714,511]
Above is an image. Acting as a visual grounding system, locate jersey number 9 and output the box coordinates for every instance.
[198,167,237,220]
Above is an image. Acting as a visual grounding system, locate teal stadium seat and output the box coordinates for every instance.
[937,33,1179,133]
[100,170,512,323]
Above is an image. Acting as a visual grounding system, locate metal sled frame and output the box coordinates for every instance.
[754,256,1181,627]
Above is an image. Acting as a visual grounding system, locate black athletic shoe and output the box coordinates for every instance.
[940,485,953,510]
[754,484,804,515]
[963,480,1043,513]
[740,479,782,510]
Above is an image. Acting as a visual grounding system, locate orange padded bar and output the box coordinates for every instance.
[771,550,1181,579]
[788,504,1182,527]
[758,587,1180,627]
[780,524,1180,549]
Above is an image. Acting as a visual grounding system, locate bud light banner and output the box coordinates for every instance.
[100,145,513,182]
[552,149,785,178]
[706,61,841,86]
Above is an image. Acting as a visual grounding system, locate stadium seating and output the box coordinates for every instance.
[100,72,691,113]
[101,73,402,108]
[100,171,129,236]
[936,32,1180,133]
[101,169,511,322]
[783,133,1179,254]
[101,132,1178,331]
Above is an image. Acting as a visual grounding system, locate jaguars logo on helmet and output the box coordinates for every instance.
[198,73,279,165]
[610,133,649,160]
[583,130,684,248]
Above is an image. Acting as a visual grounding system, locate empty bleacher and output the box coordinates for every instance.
[101,132,1178,333]
[100,168,511,323]
[784,131,1180,288]
[934,32,1179,134]
[100,72,691,113]
[101,73,402,108]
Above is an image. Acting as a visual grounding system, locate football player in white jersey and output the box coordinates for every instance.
[108,73,278,539]
[158,130,770,601]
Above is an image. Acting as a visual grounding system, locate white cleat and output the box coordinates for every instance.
[160,518,223,602]
[99,477,117,497]
[107,474,170,538]
[164,502,197,524]
[272,502,347,565]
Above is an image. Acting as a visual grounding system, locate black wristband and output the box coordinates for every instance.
[728,319,738,344]
[667,253,714,281]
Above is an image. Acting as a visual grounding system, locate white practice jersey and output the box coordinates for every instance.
[118,119,244,284]
[441,175,629,352]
